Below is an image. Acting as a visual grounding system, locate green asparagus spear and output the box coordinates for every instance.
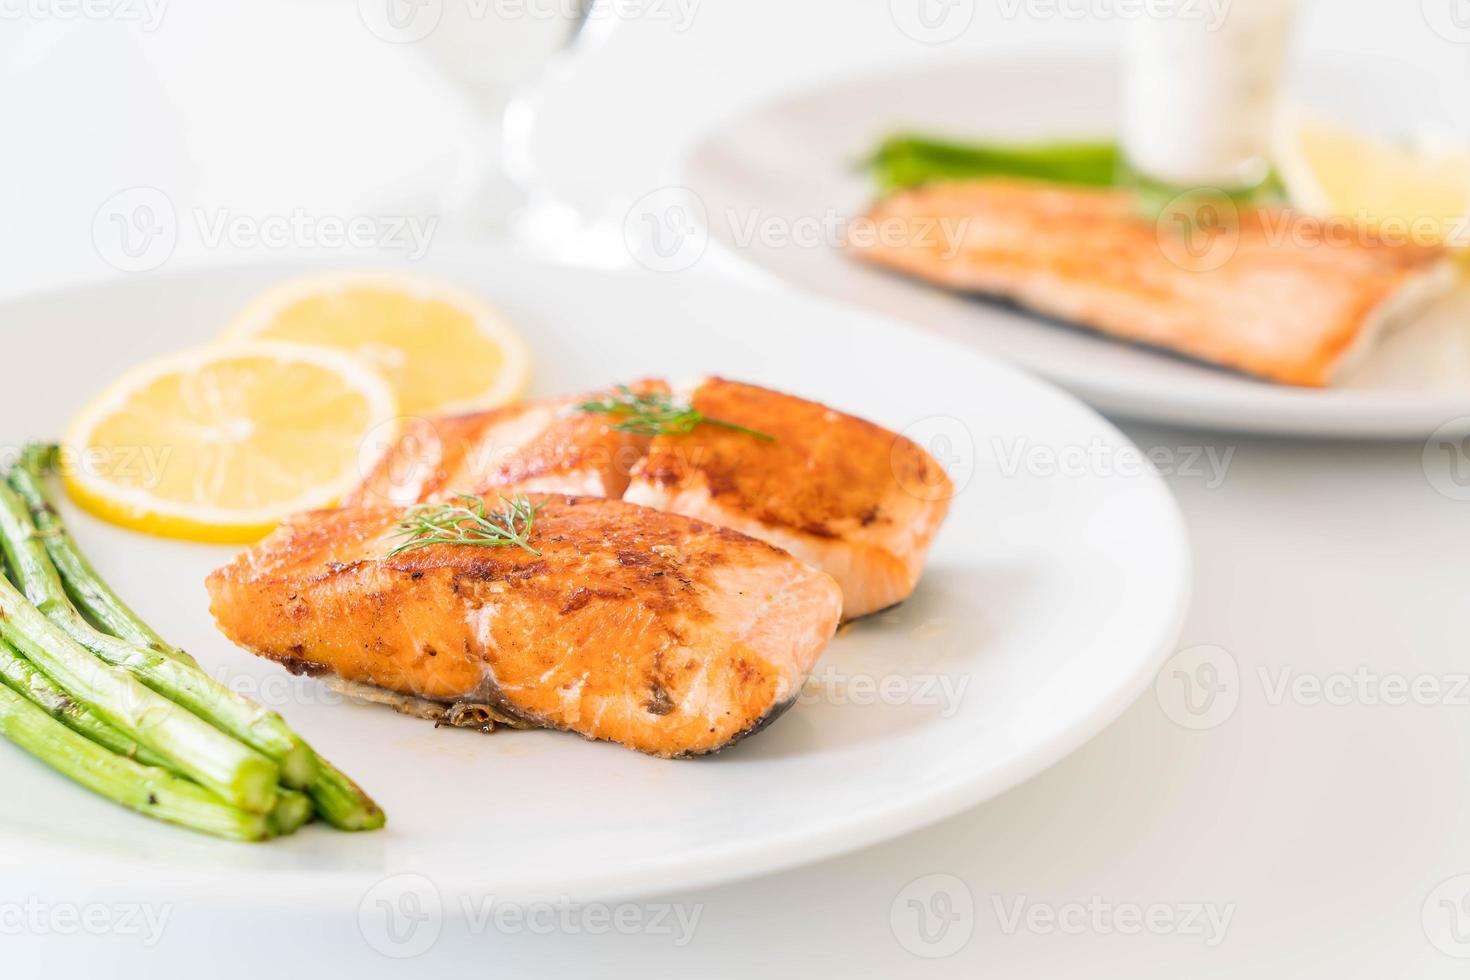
[305,762,385,831]
[0,679,270,841]
[267,787,314,836]
[13,446,385,831]
[0,636,168,767]
[11,445,195,665]
[0,477,318,789]
[0,569,278,812]
[869,135,1122,192]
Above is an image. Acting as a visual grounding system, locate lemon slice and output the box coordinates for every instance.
[1275,113,1470,247]
[63,342,399,543]
[221,271,531,416]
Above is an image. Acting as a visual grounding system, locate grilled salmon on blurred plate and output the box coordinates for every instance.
[849,179,1457,387]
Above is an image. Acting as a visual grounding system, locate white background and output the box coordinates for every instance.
[5,0,1470,976]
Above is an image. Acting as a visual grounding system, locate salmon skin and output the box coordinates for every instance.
[850,179,1456,387]
[348,378,953,620]
[623,378,952,619]
[207,495,843,758]
[349,380,668,509]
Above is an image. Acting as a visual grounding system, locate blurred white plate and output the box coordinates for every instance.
[0,253,1188,909]
[680,58,1470,439]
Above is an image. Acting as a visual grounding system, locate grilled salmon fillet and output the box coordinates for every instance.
[206,495,842,757]
[850,179,1456,386]
[348,380,667,508]
[352,379,954,619]
[623,378,952,619]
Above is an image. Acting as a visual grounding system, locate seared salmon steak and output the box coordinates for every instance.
[348,380,667,509]
[850,179,1456,386]
[206,495,842,758]
[623,378,952,619]
[353,378,954,619]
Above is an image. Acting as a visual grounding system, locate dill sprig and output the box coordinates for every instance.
[575,385,774,442]
[387,494,543,558]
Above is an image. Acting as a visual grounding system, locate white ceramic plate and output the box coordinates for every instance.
[680,58,1470,439]
[0,254,1189,908]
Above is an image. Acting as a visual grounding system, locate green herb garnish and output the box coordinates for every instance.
[388,494,543,557]
[576,385,774,442]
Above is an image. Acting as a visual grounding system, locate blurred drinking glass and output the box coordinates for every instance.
[1122,0,1299,192]
[410,0,604,250]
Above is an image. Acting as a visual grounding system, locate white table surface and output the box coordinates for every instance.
[5,1,1470,976]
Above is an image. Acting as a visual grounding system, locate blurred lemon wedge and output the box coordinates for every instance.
[63,342,399,543]
[221,271,531,416]
[1275,113,1470,248]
